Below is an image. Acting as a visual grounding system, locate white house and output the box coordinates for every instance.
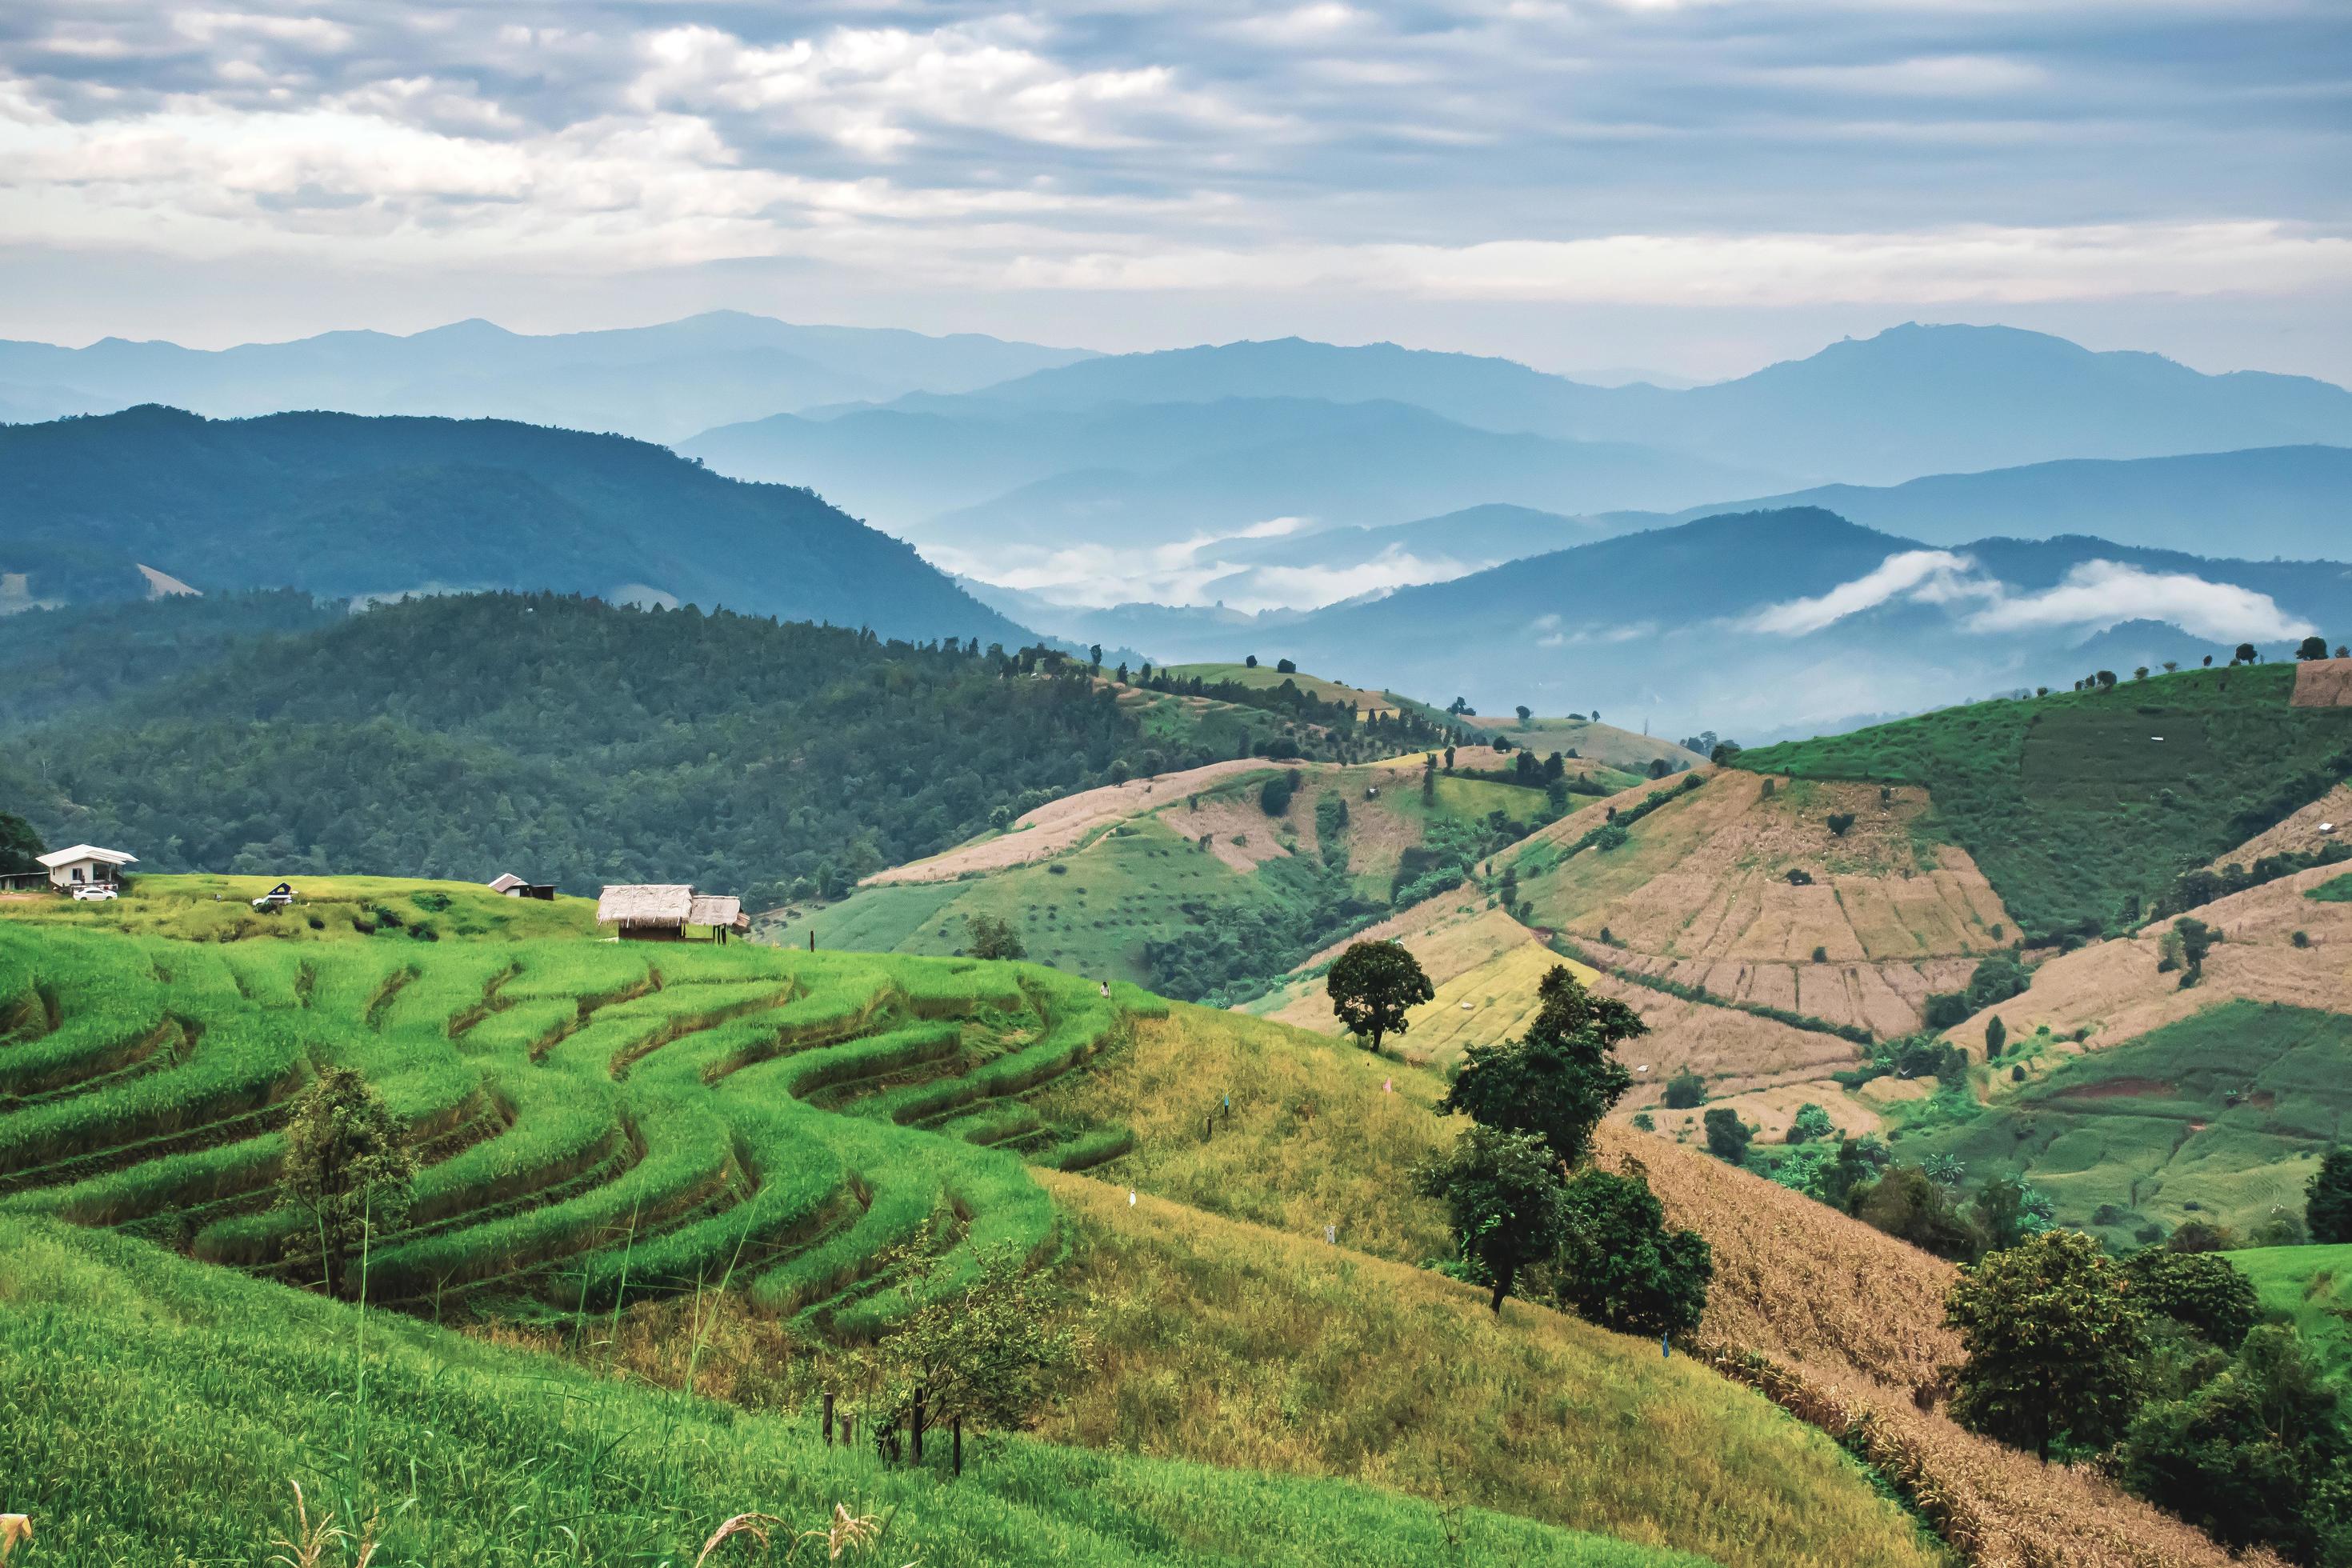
[37,845,137,891]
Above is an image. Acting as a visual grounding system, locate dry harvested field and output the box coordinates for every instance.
[1944,859,2352,1062]
[1610,950,1979,1038]
[861,758,1278,884]
[1604,1124,2282,1568]
[2290,654,2352,706]
[1643,1079,1885,1145]
[1601,979,1867,1101]
[1526,773,2010,966]
[2200,781,2352,870]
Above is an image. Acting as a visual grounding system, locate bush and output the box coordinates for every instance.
[1259,774,1296,816]
[1786,1102,1834,1144]
[1826,813,1855,837]
[1662,1068,1706,1109]
[2122,1249,2258,1350]
[1548,1166,1712,1338]
[1702,1108,1751,1165]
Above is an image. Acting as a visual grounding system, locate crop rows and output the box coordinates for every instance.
[0,921,1158,1334]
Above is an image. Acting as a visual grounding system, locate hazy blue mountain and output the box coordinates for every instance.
[0,406,1029,644]
[0,313,1094,443]
[1081,509,2352,740]
[1654,444,2352,559]
[691,396,1778,550]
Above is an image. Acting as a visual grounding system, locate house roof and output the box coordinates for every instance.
[36,845,138,869]
[597,884,694,925]
[486,873,526,892]
[686,894,744,930]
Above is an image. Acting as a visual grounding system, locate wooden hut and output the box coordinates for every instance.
[596,884,750,942]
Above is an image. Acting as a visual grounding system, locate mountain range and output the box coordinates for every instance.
[0,313,1092,444]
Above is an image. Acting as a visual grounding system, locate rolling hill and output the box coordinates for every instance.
[1655,445,2352,562]
[0,311,1093,442]
[0,405,1030,640]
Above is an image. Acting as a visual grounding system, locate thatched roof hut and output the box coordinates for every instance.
[597,884,749,942]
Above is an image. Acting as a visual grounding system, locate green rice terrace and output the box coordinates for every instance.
[0,902,1152,1331]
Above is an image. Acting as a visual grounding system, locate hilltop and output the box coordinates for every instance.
[0,405,1027,641]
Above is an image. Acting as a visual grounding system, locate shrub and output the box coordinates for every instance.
[1662,1068,1706,1109]
[2122,1249,2258,1350]
[1259,774,1296,816]
[1826,813,1855,837]
[1810,945,1828,963]
[1786,1103,1834,1144]
[1702,1108,1751,1166]
[1548,1166,1712,1338]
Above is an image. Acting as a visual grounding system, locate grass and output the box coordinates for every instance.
[1158,661,1400,717]
[2308,872,2352,902]
[0,894,1150,1326]
[0,873,597,942]
[1900,1000,2352,1246]
[1740,665,2352,938]
[2223,1242,2352,1386]
[0,1210,1705,1568]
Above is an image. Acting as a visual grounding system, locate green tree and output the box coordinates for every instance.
[1702,1108,1751,1166]
[1259,773,1295,816]
[2235,642,2258,665]
[966,913,1026,962]
[1971,1174,2056,1252]
[278,1066,417,1300]
[2117,1326,2350,1562]
[0,810,44,877]
[2123,1249,2259,1351]
[1417,1126,1571,1314]
[1438,966,1640,1168]
[1244,654,1258,669]
[2297,635,2330,662]
[1984,1015,2006,1054]
[2308,1148,2352,1244]
[1275,658,1297,674]
[1662,1068,1706,1110]
[1946,1229,2149,1459]
[876,1244,1080,1474]
[1515,704,1532,724]
[1786,1102,1834,1144]
[1088,643,1102,672]
[1850,1166,1982,1261]
[1326,938,1433,1054]
[1550,1166,1712,1338]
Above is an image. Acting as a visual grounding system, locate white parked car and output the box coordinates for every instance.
[70,883,118,902]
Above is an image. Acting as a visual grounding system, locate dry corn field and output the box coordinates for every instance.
[1602,1123,2284,1568]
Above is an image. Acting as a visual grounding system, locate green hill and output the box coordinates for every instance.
[0,886,1954,1567]
[0,593,1217,908]
[0,404,1028,642]
[1740,665,2352,938]
[0,1209,1697,1568]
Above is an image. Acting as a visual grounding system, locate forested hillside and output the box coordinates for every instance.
[0,594,1235,906]
[0,405,1028,642]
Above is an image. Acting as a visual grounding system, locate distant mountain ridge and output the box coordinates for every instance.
[0,312,1093,442]
[1000,507,2352,742]
[0,405,1028,643]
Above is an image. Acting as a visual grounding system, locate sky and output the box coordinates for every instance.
[2,1,2346,382]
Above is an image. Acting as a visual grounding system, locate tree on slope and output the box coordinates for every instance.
[1551,1165,1712,1338]
[1439,965,1638,1168]
[1946,1229,2149,1460]
[966,913,1025,962]
[1417,1126,1571,1314]
[2310,1148,2352,1244]
[878,1245,1078,1475]
[279,1066,417,1300]
[1326,939,1432,1054]
[0,810,42,877]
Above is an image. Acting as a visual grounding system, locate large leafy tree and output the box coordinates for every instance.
[1417,1126,1572,1314]
[2310,1148,2352,1245]
[2124,1249,2260,1352]
[1438,966,1639,1168]
[278,1066,417,1300]
[1946,1229,2150,1460]
[2118,1326,2352,1562]
[0,810,43,877]
[1551,1166,1713,1338]
[1326,939,1433,1054]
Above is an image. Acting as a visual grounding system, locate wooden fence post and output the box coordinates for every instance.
[912,1386,926,1464]
[822,1391,835,1446]
[953,1416,964,1478]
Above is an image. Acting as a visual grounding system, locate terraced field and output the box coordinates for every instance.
[0,914,1154,1332]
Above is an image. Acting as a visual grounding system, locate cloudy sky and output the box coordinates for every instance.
[2,0,2346,379]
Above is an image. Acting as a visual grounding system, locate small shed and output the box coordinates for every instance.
[37,844,137,892]
[487,872,557,901]
[597,884,750,943]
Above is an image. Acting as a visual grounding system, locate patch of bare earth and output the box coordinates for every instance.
[860,758,1279,884]
[1944,861,2352,1062]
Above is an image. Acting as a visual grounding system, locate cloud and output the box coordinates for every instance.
[1748,550,2318,642]
[1962,559,2318,642]
[1748,550,1983,633]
